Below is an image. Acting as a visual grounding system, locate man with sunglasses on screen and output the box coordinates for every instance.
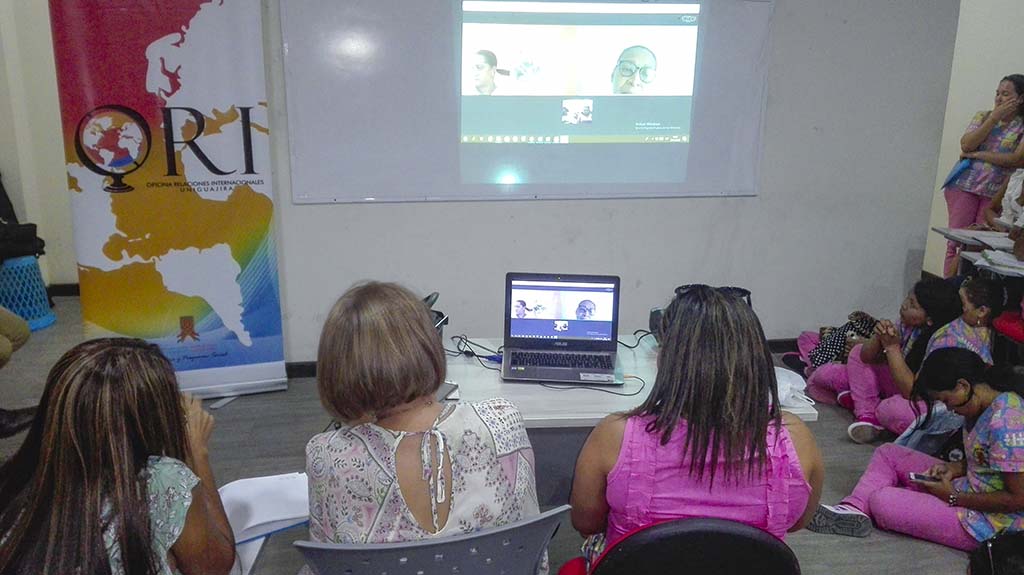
[611,45,657,94]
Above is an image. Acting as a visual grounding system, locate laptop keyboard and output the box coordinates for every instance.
[510,351,613,370]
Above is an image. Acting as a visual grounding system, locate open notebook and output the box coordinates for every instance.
[219,472,309,575]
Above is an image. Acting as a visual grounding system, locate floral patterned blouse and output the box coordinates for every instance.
[948,111,1024,198]
[305,398,545,571]
[104,456,199,575]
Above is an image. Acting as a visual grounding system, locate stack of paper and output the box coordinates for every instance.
[981,236,1016,251]
[219,472,310,575]
[978,250,1024,278]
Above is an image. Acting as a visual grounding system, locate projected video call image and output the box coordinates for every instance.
[462,24,696,97]
[460,1,699,185]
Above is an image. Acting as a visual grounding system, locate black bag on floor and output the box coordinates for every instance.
[0,171,46,263]
[0,221,45,262]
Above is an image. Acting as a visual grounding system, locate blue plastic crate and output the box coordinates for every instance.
[0,255,56,331]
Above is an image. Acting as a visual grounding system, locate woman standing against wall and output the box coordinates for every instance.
[943,75,1024,277]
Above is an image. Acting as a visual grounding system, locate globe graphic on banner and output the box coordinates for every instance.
[75,106,151,192]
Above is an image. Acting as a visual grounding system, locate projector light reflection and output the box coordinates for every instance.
[328,30,377,70]
[497,172,520,185]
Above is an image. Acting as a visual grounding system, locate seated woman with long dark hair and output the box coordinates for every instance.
[809,347,1024,550]
[0,338,235,575]
[567,285,824,569]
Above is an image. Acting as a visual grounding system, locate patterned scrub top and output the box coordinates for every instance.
[924,317,994,366]
[104,456,199,575]
[305,398,545,571]
[953,392,1024,541]
[948,111,1024,198]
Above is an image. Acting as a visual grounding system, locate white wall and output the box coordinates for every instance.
[267,0,960,361]
[923,0,1024,276]
[0,12,23,221]
[0,1,76,285]
[1,0,960,362]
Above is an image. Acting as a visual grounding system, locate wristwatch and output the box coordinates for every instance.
[948,490,960,507]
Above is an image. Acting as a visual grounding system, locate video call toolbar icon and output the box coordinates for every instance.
[466,134,688,144]
[463,135,559,143]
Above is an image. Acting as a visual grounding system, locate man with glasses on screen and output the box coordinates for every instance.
[576,299,597,320]
[611,45,657,94]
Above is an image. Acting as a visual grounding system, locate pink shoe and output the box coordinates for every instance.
[836,391,854,411]
[847,416,884,444]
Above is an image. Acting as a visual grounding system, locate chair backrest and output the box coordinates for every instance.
[591,518,800,575]
[295,504,569,575]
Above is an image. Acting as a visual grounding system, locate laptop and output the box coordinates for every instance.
[502,272,623,385]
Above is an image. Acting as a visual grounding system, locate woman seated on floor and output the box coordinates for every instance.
[565,284,824,571]
[808,347,1024,551]
[0,338,235,575]
[805,277,963,443]
[306,282,544,566]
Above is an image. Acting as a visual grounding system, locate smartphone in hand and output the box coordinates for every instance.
[909,472,941,483]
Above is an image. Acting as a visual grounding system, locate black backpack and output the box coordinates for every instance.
[0,171,45,263]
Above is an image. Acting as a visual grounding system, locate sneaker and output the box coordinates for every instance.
[807,504,872,537]
[847,417,884,444]
[780,353,808,375]
[836,390,854,411]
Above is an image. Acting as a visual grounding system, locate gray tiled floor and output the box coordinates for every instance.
[0,298,970,574]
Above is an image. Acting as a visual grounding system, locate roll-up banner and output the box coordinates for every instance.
[49,0,286,396]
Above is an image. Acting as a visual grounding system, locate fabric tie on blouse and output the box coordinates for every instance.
[419,428,448,532]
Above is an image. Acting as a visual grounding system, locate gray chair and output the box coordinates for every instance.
[294,504,570,575]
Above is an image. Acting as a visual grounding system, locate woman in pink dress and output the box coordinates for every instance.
[567,284,824,570]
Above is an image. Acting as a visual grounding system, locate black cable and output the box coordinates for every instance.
[538,375,646,396]
[474,354,501,371]
[618,329,654,349]
[450,334,502,371]
[450,334,501,356]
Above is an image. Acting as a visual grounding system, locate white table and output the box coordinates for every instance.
[932,226,1012,249]
[446,336,817,426]
[447,335,816,504]
[960,251,983,265]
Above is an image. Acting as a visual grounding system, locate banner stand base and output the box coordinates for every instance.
[186,378,289,400]
[176,362,288,399]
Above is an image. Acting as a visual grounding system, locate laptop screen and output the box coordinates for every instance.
[509,278,616,341]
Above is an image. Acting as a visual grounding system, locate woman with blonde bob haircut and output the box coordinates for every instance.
[307,282,544,566]
[0,338,235,575]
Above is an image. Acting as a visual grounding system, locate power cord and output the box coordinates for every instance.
[538,374,646,396]
[617,329,654,349]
